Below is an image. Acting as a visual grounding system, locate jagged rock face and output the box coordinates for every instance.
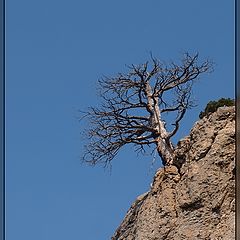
[112,106,235,240]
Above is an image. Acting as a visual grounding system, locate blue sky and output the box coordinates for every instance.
[6,1,234,239]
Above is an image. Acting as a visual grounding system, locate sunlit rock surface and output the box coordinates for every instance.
[112,106,235,240]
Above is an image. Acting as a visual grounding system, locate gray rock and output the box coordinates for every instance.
[112,106,235,240]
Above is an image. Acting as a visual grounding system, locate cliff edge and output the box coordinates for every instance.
[112,106,235,240]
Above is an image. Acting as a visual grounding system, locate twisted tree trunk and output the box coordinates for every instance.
[155,137,175,165]
[145,82,175,165]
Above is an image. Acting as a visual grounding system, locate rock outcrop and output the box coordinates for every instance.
[112,106,235,240]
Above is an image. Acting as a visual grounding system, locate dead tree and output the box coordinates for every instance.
[81,53,212,168]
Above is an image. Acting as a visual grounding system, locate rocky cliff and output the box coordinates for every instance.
[112,106,235,240]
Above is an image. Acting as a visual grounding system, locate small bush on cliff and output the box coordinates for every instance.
[199,98,235,119]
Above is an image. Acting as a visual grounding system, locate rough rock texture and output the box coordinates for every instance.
[112,106,235,240]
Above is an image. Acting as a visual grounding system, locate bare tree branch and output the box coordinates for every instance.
[80,53,213,168]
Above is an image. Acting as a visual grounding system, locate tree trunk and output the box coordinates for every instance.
[145,82,175,165]
[156,137,175,165]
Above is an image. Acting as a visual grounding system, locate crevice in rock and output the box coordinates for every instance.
[179,199,204,212]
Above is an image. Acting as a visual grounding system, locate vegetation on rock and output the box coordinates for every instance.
[199,98,235,119]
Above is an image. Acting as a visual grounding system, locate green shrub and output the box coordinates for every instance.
[199,98,235,119]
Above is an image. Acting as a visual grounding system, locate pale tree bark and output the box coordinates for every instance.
[143,81,174,165]
[80,53,212,168]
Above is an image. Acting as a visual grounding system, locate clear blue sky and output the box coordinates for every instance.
[6,1,234,239]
